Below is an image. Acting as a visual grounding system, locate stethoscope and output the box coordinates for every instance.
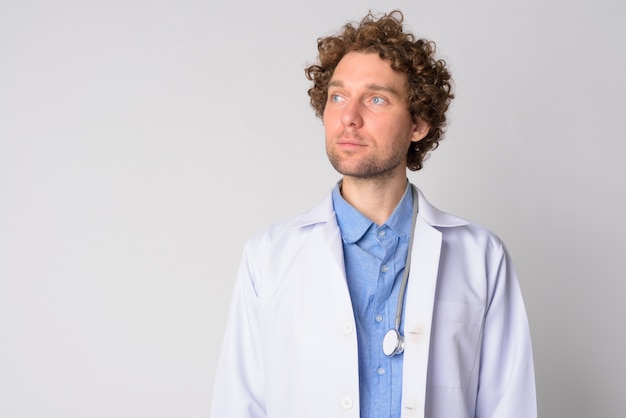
[382,186,419,357]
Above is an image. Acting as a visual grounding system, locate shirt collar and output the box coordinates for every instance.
[331,182,414,244]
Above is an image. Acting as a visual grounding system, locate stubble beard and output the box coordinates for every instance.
[326,136,408,181]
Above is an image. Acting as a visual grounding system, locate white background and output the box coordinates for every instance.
[1,0,625,417]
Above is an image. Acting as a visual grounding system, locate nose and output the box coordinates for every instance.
[341,100,364,128]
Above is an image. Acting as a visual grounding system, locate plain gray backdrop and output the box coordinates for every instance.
[1,0,625,417]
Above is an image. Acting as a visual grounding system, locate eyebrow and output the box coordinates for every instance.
[328,80,402,97]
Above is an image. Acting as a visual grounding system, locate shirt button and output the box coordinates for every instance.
[343,322,354,334]
[381,265,389,273]
[377,367,385,375]
[375,314,383,323]
[378,230,386,237]
[341,396,354,410]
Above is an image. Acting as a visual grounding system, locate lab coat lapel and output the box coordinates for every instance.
[318,215,348,282]
[401,214,442,418]
[293,192,347,282]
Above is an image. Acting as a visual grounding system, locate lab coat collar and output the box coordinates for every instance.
[290,183,469,230]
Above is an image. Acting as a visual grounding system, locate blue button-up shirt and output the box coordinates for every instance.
[332,183,413,418]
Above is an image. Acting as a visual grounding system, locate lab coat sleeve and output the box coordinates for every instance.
[210,237,267,418]
[476,239,537,418]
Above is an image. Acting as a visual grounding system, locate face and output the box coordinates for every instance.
[323,52,428,181]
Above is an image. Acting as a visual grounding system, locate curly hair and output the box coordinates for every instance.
[305,10,454,171]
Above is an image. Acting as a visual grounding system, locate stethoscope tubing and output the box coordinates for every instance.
[383,185,419,357]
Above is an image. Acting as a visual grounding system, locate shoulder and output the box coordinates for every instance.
[238,191,341,294]
[416,186,506,254]
[244,191,336,256]
[416,189,518,306]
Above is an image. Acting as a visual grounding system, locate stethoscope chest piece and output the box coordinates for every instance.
[383,328,405,357]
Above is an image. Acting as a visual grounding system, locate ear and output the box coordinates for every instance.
[411,118,430,143]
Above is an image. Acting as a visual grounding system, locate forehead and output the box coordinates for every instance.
[330,51,409,92]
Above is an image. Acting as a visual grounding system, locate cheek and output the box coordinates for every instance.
[322,106,333,122]
[322,113,334,140]
[322,109,339,130]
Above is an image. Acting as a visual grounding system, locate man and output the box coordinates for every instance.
[211,10,536,418]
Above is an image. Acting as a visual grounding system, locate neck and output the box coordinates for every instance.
[340,175,408,225]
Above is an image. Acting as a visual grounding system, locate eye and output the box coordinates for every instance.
[329,94,344,103]
[371,96,387,105]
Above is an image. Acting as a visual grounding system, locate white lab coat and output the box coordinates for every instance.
[211,185,536,418]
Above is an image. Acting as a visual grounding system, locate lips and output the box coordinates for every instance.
[338,140,364,146]
[336,140,366,151]
[336,131,366,146]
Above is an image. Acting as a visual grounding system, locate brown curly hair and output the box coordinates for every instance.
[305,10,454,171]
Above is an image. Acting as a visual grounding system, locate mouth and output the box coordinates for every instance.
[335,140,366,151]
[336,131,366,147]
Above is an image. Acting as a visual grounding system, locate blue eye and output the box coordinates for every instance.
[371,96,386,105]
[330,94,343,102]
